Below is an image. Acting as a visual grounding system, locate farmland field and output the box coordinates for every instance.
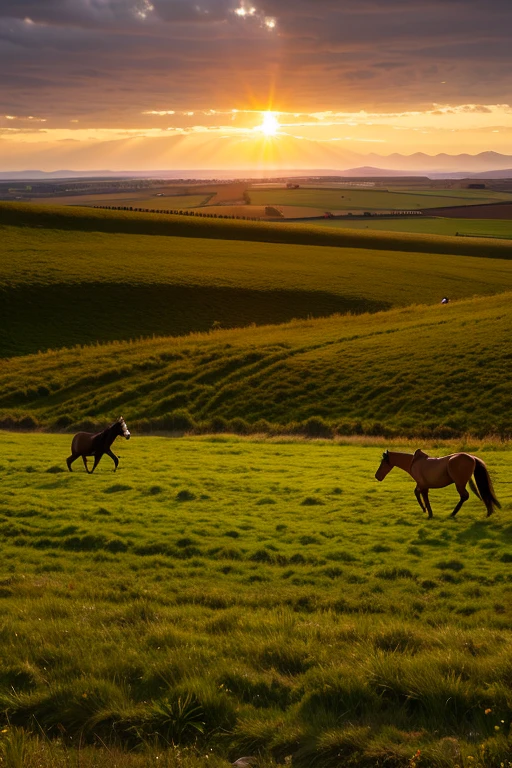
[0,433,511,768]
[247,187,512,211]
[314,216,512,239]
[38,193,211,209]
[3,213,512,358]
[3,202,512,259]
[30,182,248,210]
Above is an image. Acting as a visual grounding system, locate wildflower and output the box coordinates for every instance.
[494,725,500,731]
[485,708,492,715]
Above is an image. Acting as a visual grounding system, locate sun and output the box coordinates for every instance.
[257,112,280,136]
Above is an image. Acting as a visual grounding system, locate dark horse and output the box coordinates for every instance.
[375,449,500,518]
[66,417,130,474]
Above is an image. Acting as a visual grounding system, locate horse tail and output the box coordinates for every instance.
[468,478,482,501]
[473,458,501,513]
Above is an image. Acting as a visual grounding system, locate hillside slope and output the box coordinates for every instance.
[3,215,512,357]
[1,293,511,437]
[2,201,512,257]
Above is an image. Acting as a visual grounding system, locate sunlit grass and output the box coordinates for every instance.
[2,203,512,358]
[247,186,512,211]
[316,215,512,239]
[0,435,510,767]
[1,292,512,438]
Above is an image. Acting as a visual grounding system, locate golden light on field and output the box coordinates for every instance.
[257,112,280,136]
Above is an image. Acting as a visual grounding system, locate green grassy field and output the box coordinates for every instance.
[2,204,512,357]
[2,293,512,438]
[2,194,512,768]
[248,187,512,211]
[315,217,512,239]
[0,434,511,768]
[3,202,512,258]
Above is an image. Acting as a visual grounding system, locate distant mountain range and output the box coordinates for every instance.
[1,151,512,181]
[364,151,512,174]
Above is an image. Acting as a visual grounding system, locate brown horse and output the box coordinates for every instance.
[66,417,130,474]
[375,449,500,518]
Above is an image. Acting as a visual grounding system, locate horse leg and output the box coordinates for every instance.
[90,453,103,474]
[67,454,78,472]
[421,490,434,519]
[82,456,92,474]
[105,448,119,472]
[414,487,426,513]
[450,485,470,518]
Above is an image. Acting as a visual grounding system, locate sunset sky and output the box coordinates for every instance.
[1,0,512,171]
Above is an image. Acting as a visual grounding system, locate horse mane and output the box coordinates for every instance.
[412,448,429,464]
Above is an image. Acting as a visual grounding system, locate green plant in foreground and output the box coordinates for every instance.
[147,694,205,744]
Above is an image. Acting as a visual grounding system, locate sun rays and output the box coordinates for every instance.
[256,112,280,137]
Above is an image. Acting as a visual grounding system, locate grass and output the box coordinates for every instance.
[42,194,211,209]
[1,292,512,437]
[315,216,512,239]
[1,196,511,768]
[247,187,512,211]
[2,202,512,259]
[2,204,512,357]
[0,433,511,768]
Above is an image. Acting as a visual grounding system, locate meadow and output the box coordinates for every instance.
[0,433,511,768]
[1,197,512,768]
[247,187,512,212]
[2,203,512,357]
[3,202,512,259]
[315,216,512,240]
[2,293,512,438]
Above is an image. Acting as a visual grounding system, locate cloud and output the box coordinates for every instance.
[0,0,512,134]
[0,1,156,27]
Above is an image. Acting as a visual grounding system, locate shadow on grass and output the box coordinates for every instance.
[0,283,391,358]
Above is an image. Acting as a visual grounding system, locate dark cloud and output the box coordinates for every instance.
[0,0,151,27]
[0,0,511,123]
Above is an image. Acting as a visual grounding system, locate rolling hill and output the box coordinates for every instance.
[2,203,512,358]
[2,201,512,257]
[1,293,511,437]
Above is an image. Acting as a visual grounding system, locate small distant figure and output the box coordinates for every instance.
[441,296,450,304]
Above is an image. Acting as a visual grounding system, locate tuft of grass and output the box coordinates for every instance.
[176,490,197,502]
[103,484,133,494]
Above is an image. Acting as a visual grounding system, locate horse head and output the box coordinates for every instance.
[375,449,392,481]
[117,416,131,439]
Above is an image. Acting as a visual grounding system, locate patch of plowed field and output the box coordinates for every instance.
[427,202,512,219]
